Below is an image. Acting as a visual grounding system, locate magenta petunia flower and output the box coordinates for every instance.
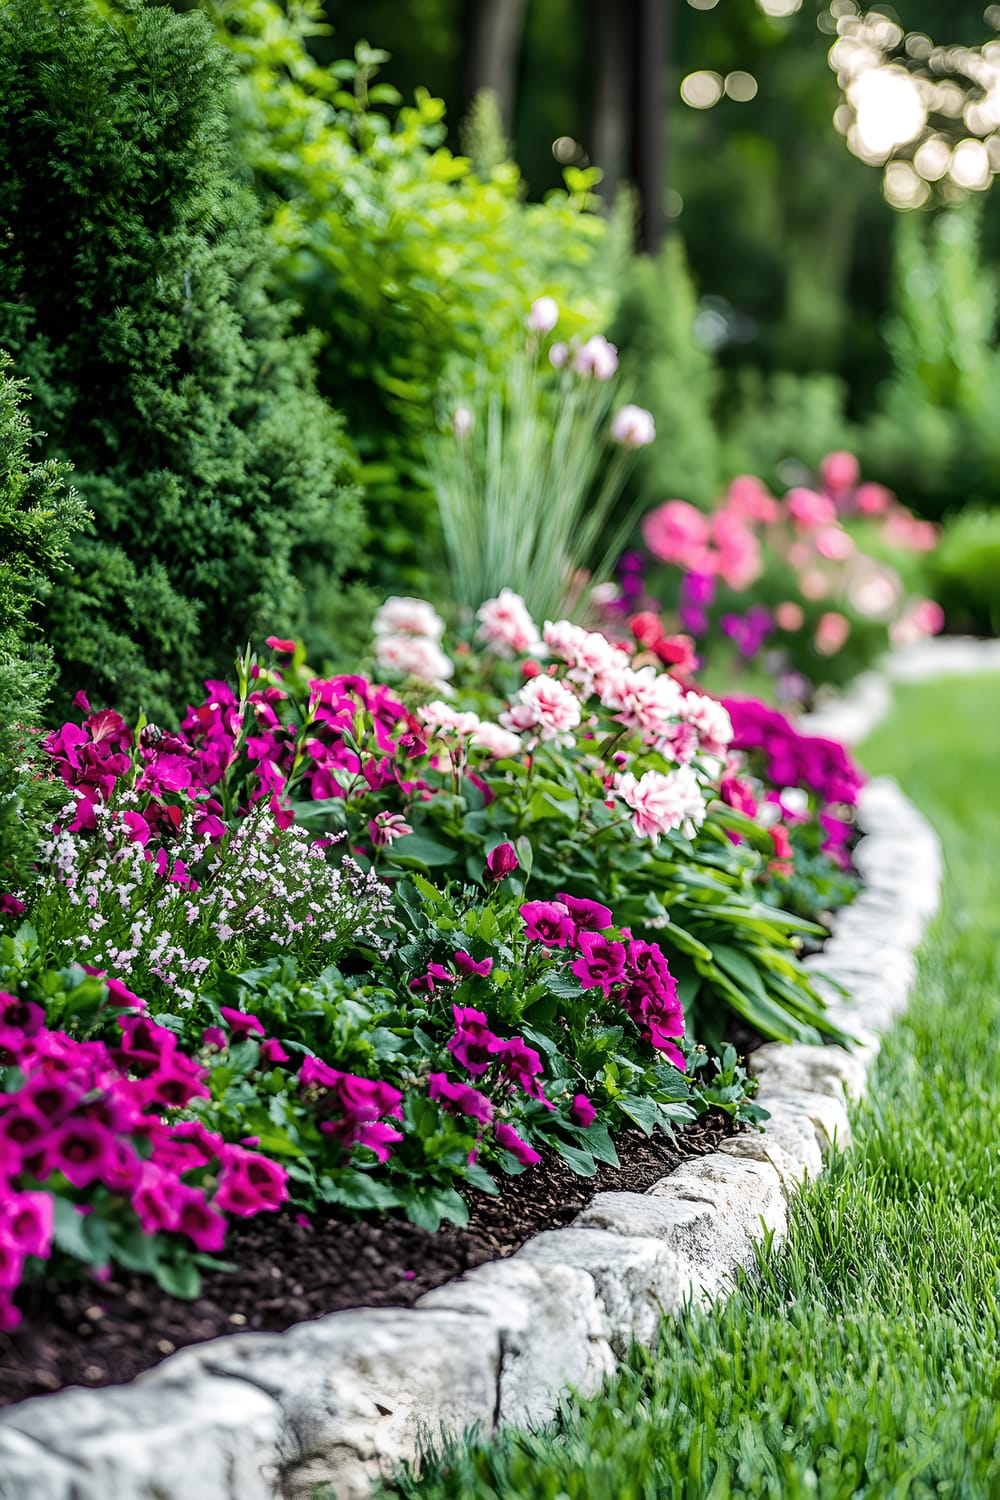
[485,842,519,881]
[520,900,575,948]
[428,1073,494,1124]
[219,1007,265,1042]
[570,1094,597,1127]
[446,1006,505,1077]
[555,893,613,940]
[499,1038,551,1107]
[494,1121,541,1166]
[572,932,628,996]
[47,1119,119,1189]
[453,950,493,978]
[259,1037,290,1065]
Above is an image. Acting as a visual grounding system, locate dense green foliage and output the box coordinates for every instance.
[0,361,85,886]
[379,672,1000,1500]
[201,0,620,592]
[0,0,360,721]
[931,507,1000,636]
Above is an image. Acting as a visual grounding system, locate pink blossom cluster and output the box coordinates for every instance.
[520,896,686,1070]
[299,1058,404,1163]
[0,994,288,1329]
[372,596,453,688]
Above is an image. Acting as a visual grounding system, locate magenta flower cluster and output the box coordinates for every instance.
[520,895,686,1070]
[299,1057,404,1163]
[0,993,288,1330]
[722,698,865,810]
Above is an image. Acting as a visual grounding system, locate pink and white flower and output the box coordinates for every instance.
[526,296,559,334]
[372,596,446,642]
[500,677,582,743]
[613,766,706,843]
[375,634,454,686]
[598,665,682,742]
[573,334,619,380]
[476,589,541,657]
[470,721,522,759]
[679,692,733,755]
[417,702,482,737]
[610,404,656,449]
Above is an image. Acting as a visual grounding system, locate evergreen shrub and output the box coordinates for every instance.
[0,0,361,721]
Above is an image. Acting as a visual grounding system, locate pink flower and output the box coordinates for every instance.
[548,341,569,368]
[47,1119,119,1188]
[2,1191,53,1260]
[485,842,519,881]
[815,526,854,561]
[526,295,559,333]
[494,1121,541,1166]
[814,612,851,656]
[820,450,860,498]
[854,482,892,516]
[454,950,493,978]
[555,894,613,937]
[720,774,757,818]
[369,811,414,846]
[417,701,481,736]
[613,766,706,843]
[372,596,445,641]
[452,406,474,439]
[573,334,618,379]
[409,962,457,995]
[265,636,297,653]
[774,601,804,631]
[260,1037,290,1065]
[476,589,541,657]
[680,691,733,755]
[499,1037,551,1105]
[726,475,779,523]
[174,1188,227,1253]
[641,500,714,571]
[214,1149,289,1216]
[572,932,628,996]
[610,404,656,449]
[500,676,582,743]
[787,487,836,531]
[470,721,522,759]
[220,1007,265,1042]
[520,900,576,947]
[429,1073,494,1123]
[0,895,25,918]
[447,1006,505,1076]
[375,633,454,686]
[570,1094,596,1128]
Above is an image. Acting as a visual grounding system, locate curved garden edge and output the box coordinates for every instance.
[0,768,941,1500]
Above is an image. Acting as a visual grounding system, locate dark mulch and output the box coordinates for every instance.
[0,1111,735,1408]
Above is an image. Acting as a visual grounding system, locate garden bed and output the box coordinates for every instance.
[0,1114,731,1406]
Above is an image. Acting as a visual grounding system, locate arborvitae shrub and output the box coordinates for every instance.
[0,0,361,721]
[0,359,86,886]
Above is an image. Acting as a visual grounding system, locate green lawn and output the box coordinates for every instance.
[381,673,1000,1500]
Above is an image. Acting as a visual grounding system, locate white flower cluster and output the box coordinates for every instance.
[372,595,454,688]
[36,800,395,1005]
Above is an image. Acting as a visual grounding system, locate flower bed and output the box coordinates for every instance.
[1,592,867,1388]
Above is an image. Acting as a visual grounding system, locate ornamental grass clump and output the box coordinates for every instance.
[426,298,655,623]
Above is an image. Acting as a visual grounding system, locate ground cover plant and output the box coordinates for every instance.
[379,671,1000,1500]
[624,452,942,702]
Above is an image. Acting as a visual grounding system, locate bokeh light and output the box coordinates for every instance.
[725,71,759,102]
[758,0,802,16]
[681,71,724,109]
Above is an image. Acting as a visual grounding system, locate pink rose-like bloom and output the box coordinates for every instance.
[476,588,541,657]
[485,842,519,881]
[775,601,805,631]
[815,525,854,561]
[526,295,559,333]
[375,633,454,686]
[494,1121,542,1166]
[854,482,893,516]
[452,406,474,439]
[369,811,414,846]
[520,900,576,948]
[720,774,757,818]
[815,612,851,656]
[641,499,714,571]
[265,635,297,653]
[787,487,837,531]
[470,721,522,760]
[614,766,706,843]
[417,701,482,737]
[429,1072,494,1123]
[726,475,779,524]
[712,509,762,591]
[573,334,619,380]
[500,676,582,742]
[820,450,861,498]
[610,404,656,449]
[372,596,445,641]
[680,691,733,755]
[570,1094,596,1128]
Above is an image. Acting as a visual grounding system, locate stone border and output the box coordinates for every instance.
[0,688,955,1500]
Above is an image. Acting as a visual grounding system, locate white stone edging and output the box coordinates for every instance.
[0,669,963,1498]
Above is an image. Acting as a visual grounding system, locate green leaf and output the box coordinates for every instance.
[51,1195,90,1262]
[555,1141,597,1176]
[154,1257,201,1300]
[618,1094,660,1134]
[385,832,457,867]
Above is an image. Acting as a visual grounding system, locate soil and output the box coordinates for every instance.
[0,1110,734,1408]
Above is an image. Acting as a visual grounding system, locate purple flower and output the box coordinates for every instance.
[494,1121,541,1166]
[499,1038,552,1107]
[214,1148,289,1216]
[0,895,25,918]
[220,1007,265,1042]
[570,1094,596,1127]
[47,1119,118,1189]
[485,842,519,881]
[408,962,457,995]
[260,1037,290,1065]
[454,950,493,978]
[572,932,628,995]
[555,893,613,940]
[520,900,576,948]
[447,1006,505,1077]
[429,1073,494,1124]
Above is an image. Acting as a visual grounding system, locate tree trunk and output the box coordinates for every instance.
[631,0,671,252]
[590,0,633,209]
[464,0,530,133]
